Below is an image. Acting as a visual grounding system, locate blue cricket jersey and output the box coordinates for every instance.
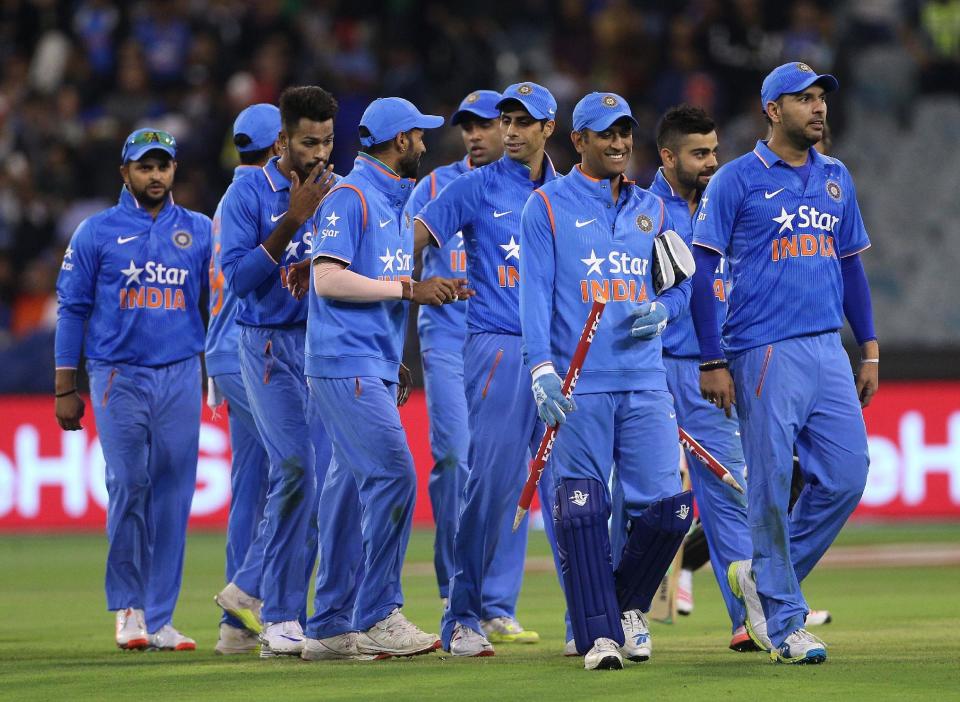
[693,140,870,354]
[649,168,728,359]
[219,156,320,328]
[410,156,471,353]
[520,166,689,394]
[55,187,211,367]
[306,153,416,381]
[205,165,260,376]
[416,153,559,336]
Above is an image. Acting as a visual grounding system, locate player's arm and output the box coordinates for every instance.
[407,177,433,275]
[261,163,335,262]
[54,219,98,430]
[520,191,573,427]
[220,181,277,298]
[413,171,480,259]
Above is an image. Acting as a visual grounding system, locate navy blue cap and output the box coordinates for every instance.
[233,103,281,153]
[496,82,557,120]
[121,128,176,163]
[572,92,638,132]
[358,97,444,148]
[450,90,502,126]
[761,62,839,112]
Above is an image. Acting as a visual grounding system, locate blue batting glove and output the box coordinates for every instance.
[630,301,668,340]
[531,366,576,427]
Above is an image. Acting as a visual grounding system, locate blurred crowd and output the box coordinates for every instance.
[1,0,958,391]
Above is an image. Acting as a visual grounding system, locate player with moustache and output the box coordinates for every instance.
[219,86,338,658]
[690,63,878,664]
[55,129,211,651]
[520,93,695,670]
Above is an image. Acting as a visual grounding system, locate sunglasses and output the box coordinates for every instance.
[126,130,177,148]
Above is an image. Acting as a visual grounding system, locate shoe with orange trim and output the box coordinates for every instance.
[148,624,197,651]
[115,607,148,650]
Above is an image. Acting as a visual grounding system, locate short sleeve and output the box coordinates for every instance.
[415,170,481,247]
[312,186,366,266]
[692,164,744,255]
[835,167,870,258]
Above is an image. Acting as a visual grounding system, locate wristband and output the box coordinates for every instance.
[699,359,729,371]
[860,358,879,364]
[55,388,78,398]
[400,279,413,300]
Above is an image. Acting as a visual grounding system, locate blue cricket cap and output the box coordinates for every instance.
[121,128,177,163]
[233,103,281,153]
[572,92,638,132]
[358,97,444,148]
[450,90,502,126]
[760,62,839,112]
[496,82,557,120]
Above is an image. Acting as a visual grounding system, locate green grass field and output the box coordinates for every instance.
[2,523,958,701]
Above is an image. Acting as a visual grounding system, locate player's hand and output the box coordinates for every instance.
[287,162,336,226]
[856,361,878,408]
[397,363,413,407]
[532,368,575,428]
[700,367,736,418]
[56,391,85,431]
[411,276,463,306]
[286,259,311,299]
[630,301,668,340]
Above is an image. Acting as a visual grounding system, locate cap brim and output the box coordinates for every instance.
[450,108,500,126]
[124,144,176,163]
[414,114,445,130]
[495,96,551,120]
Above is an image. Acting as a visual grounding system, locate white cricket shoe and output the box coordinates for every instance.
[727,560,773,651]
[805,609,832,626]
[259,620,306,658]
[676,569,694,615]
[564,639,578,656]
[215,582,262,633]
[584,638,623,670]
[302,632,379,661]
[148,624,196,651]
[619,609,651,662]
[215,622,259,655]
[449,623,495,657]
[115,607,148,650]
[355,608,439,657]
[771,628,827,664]
[481,616,540,643]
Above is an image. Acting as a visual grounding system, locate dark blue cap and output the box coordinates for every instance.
[121,128,176,163]
[761,62,839,112]
[572,92,638,132]
[450,90,502,126]
[496,82,557,120]
[358,97,444,148]
[233,103,281,153]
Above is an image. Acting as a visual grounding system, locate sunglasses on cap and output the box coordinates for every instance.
[126,130,177,148]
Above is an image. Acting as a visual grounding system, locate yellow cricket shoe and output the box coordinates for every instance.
[480,616,540,644]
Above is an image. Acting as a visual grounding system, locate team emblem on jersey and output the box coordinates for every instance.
[797,62,813,72]
[602,95,618,107]
[637,214,653,232]
[517,84,533,95]
[826,180,842,201]
[172,230,193,249]
[466,92,480,103]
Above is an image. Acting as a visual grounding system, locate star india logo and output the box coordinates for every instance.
[172,230,192,249]
[517,84,533,95]
[826,180,842,201]
[570,490,589,507]
[602,95,618,107]
[637,214,653,232]
[676,504,690,520]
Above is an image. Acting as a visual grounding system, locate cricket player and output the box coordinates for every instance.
[207,103,280,654]
[55,128,211,651]
[520,92,695,670]
[219,86,338,657]
[414,82,563,657]
[411,89,537,643]
[300,97,467,660]
[691,62,877,664]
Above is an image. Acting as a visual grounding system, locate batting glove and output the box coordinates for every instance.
[630,301,668,340]
[531,364,575,427]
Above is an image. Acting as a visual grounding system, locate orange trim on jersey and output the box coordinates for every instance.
[415,215,443,248]
[839,243,872,258]
[262,163,280,191]
[656,196,665,232]
[358,153,415,184]
[534,190,557,237]
[694,242,724,255]
[481,349,504,399]
[755,345,773,398]
[430,171,437,199]
[752,149,771,169]
[576,164,602,182]
[330,184,368,230]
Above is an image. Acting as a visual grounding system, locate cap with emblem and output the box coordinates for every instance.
[496,82,557,120]
[121,128,177,163]
[572,92,638,132]
[358,97,444,148]
[760,62,839,112]
[450,90,502,126]
[233,103,281,153]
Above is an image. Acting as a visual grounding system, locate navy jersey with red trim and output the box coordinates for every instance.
[649,169,727,359]
[416,154,559,336]
[520,167,681,394]
[693,140,870,354]
[306,153,415,382]
[408,156,470,352]
[55,187,211,367]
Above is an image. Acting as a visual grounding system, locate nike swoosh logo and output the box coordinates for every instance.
[379,219,393,228]
[270,212,286,222]
[117,235,139,245]
[764,188,784,199]
[575,219,596,228]
[492,210,513,218]
[669,412,676,419]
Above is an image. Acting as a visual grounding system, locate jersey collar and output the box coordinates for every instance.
[355,152,416,198]
[233,164,261,182]
[649,168,683,201]
[117,186,174,217]
[752,139,827,171]
[262,156,291,192]
[499,152,558,186]
[568,164,633,202]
